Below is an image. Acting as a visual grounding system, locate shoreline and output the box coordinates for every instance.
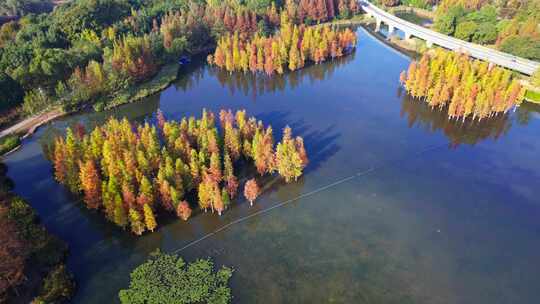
[359,20,421,59]
[0,63,182,144]
[0,21,363,142]
[0,108,66,140]
[0,19,534,148]
[0,21,410,146]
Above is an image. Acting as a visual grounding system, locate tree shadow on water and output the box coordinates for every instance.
[256,111,341,175]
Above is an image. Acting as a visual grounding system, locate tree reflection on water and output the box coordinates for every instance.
[397,87,514,148]
[173,53,356,101]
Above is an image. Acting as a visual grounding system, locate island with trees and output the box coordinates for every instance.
[47,109,308,235]
[208,13,357,74]
[399,48,526,120]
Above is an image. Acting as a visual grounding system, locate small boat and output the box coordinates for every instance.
[179,56,191,65]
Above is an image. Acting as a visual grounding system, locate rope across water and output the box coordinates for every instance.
[172,142,448,254]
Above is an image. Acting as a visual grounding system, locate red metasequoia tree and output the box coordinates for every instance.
[244,178,260,206]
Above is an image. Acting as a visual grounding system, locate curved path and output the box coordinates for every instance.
[0,108,64,139]
[361,0,540,75]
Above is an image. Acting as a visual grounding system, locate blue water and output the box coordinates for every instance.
[5,28,540,303]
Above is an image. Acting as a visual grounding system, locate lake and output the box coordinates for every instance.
[5,28,540,304]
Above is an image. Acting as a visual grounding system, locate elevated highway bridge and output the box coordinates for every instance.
[360,0,540,75]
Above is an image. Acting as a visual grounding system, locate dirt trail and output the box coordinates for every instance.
[0,109,65,139]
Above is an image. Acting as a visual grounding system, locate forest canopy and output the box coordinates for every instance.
[433,0,540,61]
[0,0,55,17]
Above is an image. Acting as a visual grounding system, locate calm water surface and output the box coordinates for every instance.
[5,28,540,304]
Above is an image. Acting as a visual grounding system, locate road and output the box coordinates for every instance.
[361,0,540,75]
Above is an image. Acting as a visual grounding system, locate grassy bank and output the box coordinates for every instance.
[525,89,540,104]
[325,14,366,26]
[0,63,181,141]
[96,63,180,111]
[389,6,435,20]
[0,134,21,156]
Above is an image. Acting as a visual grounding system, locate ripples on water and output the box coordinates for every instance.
[4,28,540,304]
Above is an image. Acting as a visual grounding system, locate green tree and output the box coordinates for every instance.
[0,72,23,110]
[221,188,231,210]
[434,5,465,35]
[22,88,51,115]
[500,36,540,61]
[532,68,540,88]
[113,194,128,228]
[119,252,233,304]
[455,21,478,42]
[143,203,157,232]
[275,127,304,183]
[128,208,146,236]
[472,23,498,44]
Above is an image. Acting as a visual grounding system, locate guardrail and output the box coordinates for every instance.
[361,1,540,75]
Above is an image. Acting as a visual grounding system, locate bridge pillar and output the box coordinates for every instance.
[426,40,433,48]
[388,25,395,37]
[404,32,412,40]
[375,18,382,32]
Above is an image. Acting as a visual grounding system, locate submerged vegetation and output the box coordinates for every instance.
[0,162,74,303]
[119,251,233,304]
[208,14,357,74]
[47,109,308,235]
[399,49,525,120]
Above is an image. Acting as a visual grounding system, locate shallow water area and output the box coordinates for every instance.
[4,28,540,303]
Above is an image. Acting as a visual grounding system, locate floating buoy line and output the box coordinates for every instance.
[172,142,448,254]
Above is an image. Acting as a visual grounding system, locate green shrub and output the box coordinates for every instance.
[0,134,20,155]
[0,72,24,111]
[472,22,498,44]
[119,252,233,304]
[455,21,478,41]
[402,0,430,9]
[525,89,540,104]
[532,68,540,88]
[500,36,540,61]
[22,89,51,115]
[33,265,76,303]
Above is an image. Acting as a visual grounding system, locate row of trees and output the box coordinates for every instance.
[399,49,526,120]
[48,109,308,235]
[208,13,356,75]
[281,0,360,24]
